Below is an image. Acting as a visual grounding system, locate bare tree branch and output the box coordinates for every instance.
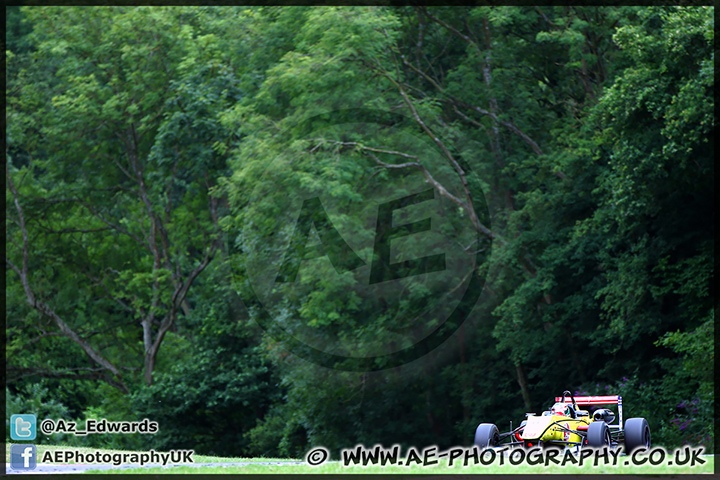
[6,164,129,393]
[321,140,501,243]
[143,238,219,385]
[79,200,151,249]
[400,56,550,161]
[410,9,569,183]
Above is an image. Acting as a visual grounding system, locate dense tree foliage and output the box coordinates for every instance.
[6,5,713,456]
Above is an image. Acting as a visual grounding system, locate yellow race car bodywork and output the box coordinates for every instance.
[521,413,591,446]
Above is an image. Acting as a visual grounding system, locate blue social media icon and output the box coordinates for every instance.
[11,444,37,470]
[11,414,37,440]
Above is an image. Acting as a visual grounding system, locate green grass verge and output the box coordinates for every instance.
[7,444,712,475]
[88,457,714,474]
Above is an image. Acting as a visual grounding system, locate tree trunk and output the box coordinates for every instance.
[515,362,532,411]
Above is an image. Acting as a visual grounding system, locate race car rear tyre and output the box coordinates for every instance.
[474,423,500,449]
[624,418,651,454]
[587,421,611,448]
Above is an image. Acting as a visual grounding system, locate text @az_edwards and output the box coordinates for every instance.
[305,445,707,468]
[39,418,158,436]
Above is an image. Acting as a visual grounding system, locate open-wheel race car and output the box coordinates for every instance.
[474,391,651,453]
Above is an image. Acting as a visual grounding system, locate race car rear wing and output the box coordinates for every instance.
[555,395,623,429]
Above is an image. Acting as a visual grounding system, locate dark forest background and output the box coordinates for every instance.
[6,5,713,456]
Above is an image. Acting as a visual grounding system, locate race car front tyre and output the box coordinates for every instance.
[587,421,611,448]
[474,423,500,449]
[624,418,651,454]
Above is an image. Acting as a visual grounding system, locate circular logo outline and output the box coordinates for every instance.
[232,108,490,371]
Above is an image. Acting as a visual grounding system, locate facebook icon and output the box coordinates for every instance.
[10,414,37,440]
[11,444,37,470]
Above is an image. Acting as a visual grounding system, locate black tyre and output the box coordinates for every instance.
[474,423,500,449]
[624,418,651,454]
[587,421,611,448]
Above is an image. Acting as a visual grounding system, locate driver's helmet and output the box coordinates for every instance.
[552,402,570,416]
